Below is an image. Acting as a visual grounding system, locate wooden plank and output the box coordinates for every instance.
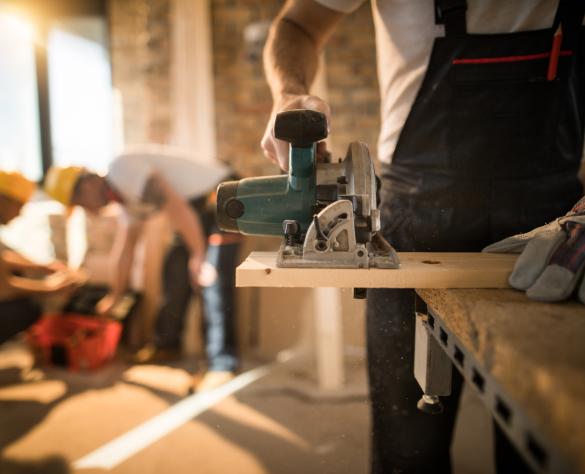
[236,251,517,289]
[172,0,217,159]
[417,289,585,473]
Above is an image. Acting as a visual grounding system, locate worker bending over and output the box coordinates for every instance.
[0,171,77,344]
[45,148,241,391]
[261,0,584,472]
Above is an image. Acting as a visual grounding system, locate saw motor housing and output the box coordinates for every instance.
[216,109,399,269]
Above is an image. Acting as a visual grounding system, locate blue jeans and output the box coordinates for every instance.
[154,239,239,372]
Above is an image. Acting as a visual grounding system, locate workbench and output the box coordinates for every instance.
[237,252,585,473]
[416,289,585,474]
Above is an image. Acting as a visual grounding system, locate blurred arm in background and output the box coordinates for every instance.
[2,248,66,275]
[142,172,206,287]
[0,253,76,300]
[95,217,143,315]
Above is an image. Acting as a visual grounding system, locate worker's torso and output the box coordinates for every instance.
[378,0,585,250]
[106,151,229,223]
[371,0,585,163]
[107,153,229,202]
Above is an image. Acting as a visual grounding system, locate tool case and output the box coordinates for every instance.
[27,285,139,371]
[28,314,121,371]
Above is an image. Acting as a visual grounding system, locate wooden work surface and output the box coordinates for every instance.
[417,289,585,472]
[236,251,517,288]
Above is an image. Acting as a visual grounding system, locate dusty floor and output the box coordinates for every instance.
[0,339,493,474]
[0,340,371,474]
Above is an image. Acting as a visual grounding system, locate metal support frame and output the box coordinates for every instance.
[414,299,576,474]
[414,308,452,414]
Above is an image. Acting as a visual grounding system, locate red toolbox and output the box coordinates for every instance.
[28,314,122,371]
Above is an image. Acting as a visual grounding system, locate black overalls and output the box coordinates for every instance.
[366,0,585,472]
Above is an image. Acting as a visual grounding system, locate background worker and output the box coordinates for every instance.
[0,171,78,344]
[261,1,584,472]
[44,148,241,391]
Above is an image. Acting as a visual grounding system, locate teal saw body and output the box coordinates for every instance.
[216,109,400,270]
[217,110,325,236]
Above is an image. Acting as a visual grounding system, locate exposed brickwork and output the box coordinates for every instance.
[109,0,379,173]
[108,0,172,145]
[210,1,380,176]
[211,0,282,178]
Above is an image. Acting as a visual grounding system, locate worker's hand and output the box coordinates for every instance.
[197,261,218,287]
[188,254,205,289]
[43,260,68,274]
[44,271,81,296]
[96,293,120,316]
[484,196,585,303]
[261,93,331,171]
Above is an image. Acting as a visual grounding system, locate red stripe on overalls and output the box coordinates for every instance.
[453,50,573,64]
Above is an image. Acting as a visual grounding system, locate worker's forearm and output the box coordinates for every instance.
[143,173,206,257]
[2,250,45,272]
[111,249,133,298]
[165,196,206,257]
[264,16,320,101]
[8,276,55,295]
[108,223,140,299]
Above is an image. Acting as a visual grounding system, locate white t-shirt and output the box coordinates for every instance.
[107,148,230,202]
[316,0,584,163]
[107,146,230,220]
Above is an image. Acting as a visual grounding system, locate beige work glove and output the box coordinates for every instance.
[483,197,585,303]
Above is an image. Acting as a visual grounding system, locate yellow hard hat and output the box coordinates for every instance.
[44,166,84,206]
[0,171,36,204]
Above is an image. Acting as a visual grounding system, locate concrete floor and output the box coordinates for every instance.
[0,339,494,474]
[0,340,370,474]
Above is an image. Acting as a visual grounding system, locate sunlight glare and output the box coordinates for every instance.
[0,13,35,42]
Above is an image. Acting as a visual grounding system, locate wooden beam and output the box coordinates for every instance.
[313,288,344,391]
[236,251,517,289]
[171,0,216,161]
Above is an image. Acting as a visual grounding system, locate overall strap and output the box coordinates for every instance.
[435,0,467,37]
[553,0,585,47]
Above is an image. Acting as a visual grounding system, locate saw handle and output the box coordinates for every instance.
[274,109,328,147]
[274,109,328,191]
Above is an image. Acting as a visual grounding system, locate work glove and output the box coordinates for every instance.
[483,197,585,303]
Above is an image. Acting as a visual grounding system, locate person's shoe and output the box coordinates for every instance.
[132,343,181,364]
[189,370,235,393]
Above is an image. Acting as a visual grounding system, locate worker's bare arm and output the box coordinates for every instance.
[96,216,143,315]
[3,249,40,271]
[0,259,77,300]
[262,0,344,169]
[0,254,21,300]
[264,0,344,100]
[144,173,206,284]
[2,249,64,274]
[7,276,68,294]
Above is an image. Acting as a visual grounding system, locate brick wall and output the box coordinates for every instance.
[211,0,380,176]
[211,0,282,178]
[108,0,172,145]
[108,0,380,172]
